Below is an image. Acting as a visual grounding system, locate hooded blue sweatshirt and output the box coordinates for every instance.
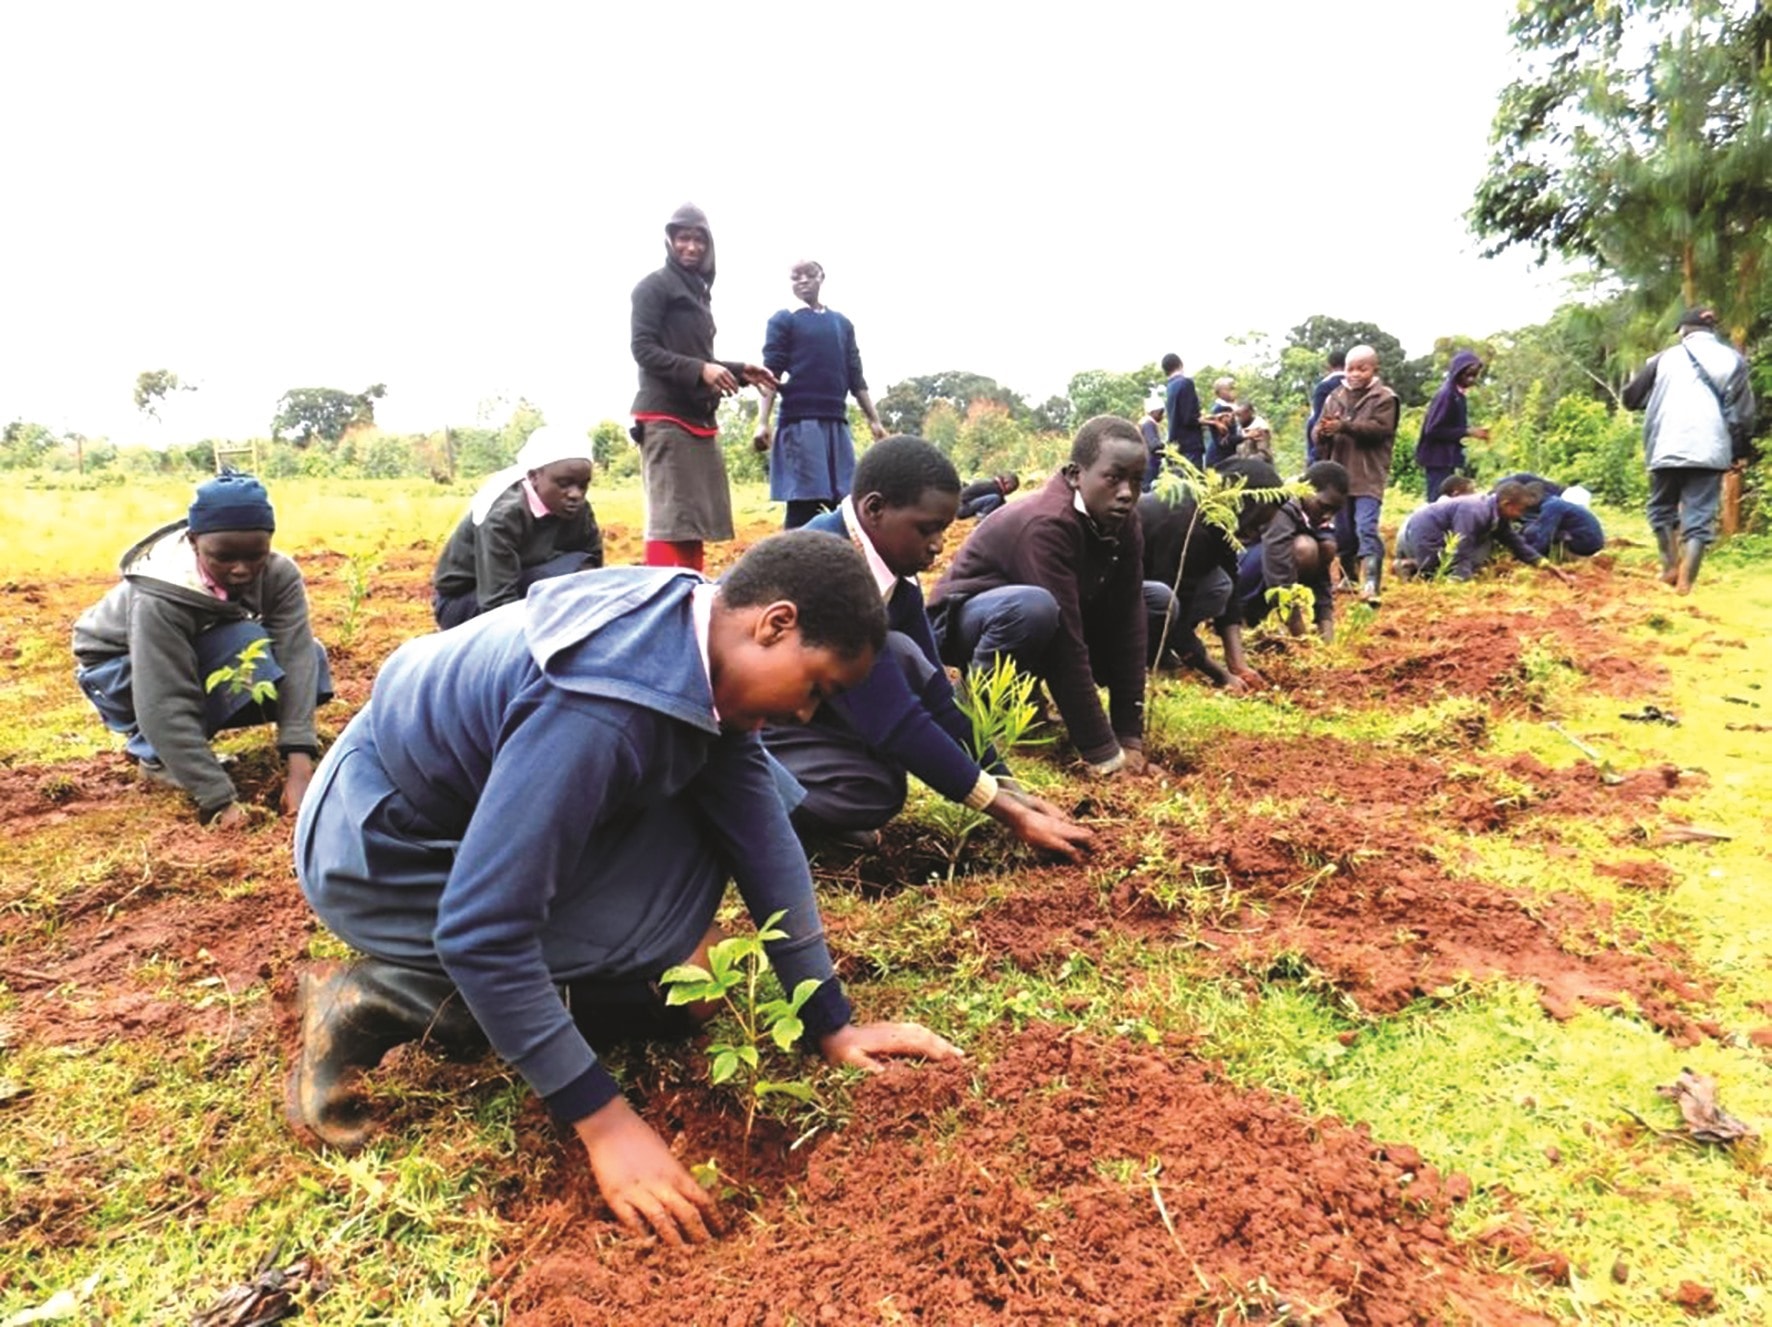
[296,567,851,1125]
[1415,350,1484,469]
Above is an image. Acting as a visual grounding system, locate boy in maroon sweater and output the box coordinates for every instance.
[930,416,1152,776]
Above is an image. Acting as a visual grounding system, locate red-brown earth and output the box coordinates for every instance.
[0,536,1714,1322]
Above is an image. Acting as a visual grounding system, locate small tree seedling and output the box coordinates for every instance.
[923,654,1049,880]
[204,638,278,707]
[660,910,823,1189]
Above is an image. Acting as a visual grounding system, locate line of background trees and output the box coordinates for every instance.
[6,1,1769,526]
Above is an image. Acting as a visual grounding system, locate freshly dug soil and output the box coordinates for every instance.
[502,1024,1556,1326]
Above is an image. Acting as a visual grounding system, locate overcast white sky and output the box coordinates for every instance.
[1,1,1577,446]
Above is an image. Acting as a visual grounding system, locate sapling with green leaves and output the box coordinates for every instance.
[337,547,382,650]
[661,910,823,1188]
[204,637,279,707]
[1147,455,1305,691]
[1261,583,1319,641]
[922,654,1050,879]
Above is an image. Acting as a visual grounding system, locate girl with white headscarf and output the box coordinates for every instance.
[431,425,604,628]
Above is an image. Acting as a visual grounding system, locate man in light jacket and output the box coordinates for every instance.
[1622,306,1757,595]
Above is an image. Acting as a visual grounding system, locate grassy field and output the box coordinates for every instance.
[1,474,1769,1323]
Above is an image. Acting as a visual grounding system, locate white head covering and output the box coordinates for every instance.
[467,425,594,525]
[1562,483,1592,509]
[1145,391,1166,415]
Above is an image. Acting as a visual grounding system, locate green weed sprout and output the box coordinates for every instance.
[660,910,822,1188]
[924,654,1048,879]
[204,637,278,706]
[1148,456,1306,679]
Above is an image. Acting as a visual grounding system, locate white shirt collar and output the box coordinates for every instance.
[690,581,720,723]
[839,496,899,603]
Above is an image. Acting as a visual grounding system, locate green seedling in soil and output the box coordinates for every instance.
[1432,531,1463,581]
[337,547,382,651]
[1334,599,1379,651]
[1260,582,1318,642]
[204,637,278,707]
[1507,635,1581,713]
[661,910,823,1190]
[921,654,1050,881]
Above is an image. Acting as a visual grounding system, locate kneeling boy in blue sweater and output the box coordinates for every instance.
[290,532,961,1247]
[764,437,1092,858]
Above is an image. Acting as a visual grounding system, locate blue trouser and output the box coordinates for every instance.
[1521,497,1605,557]
[433,550,600,630]
[1145,568,1232,667]
[1424,467,1459,501]
[942,586,1063,677]
[1333,495,1385,574]
[1647,468,1724,546]
[761,633,937,833]
[76,619,333,764]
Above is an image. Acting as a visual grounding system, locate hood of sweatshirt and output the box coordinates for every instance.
[664,201,716,289]
[119,520,248,612]
[523,566,720,734]
[1422,350,1484,438]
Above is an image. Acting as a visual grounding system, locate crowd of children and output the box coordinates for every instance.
[72,243,1752,1249]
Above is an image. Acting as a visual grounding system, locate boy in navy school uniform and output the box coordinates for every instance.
[1230,460,1348,649]
[763,437,1092,858]
[289,531,961,1247]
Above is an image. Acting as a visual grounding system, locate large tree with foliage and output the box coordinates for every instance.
[877,372,1027,436]
[271,383,388,446]
[1285,316,1433,405]
[1066,365,1161,425]
[1471,0,1772,341]
[133,369,194,420]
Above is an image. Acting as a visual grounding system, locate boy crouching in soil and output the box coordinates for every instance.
[288,532,961,1246]
[762,435,1092,858]
[72,471,331,828]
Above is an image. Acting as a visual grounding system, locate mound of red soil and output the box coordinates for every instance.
[1256,570,1664,712]
[501,1024,1554,1326]
[943,737,1709,1041]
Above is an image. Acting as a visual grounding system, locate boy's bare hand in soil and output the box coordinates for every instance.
[281,753,315,818]
[990,787,1095,861]
[819,1022,964,1073]
[206,802,250,831]
[576,1096,721,1246]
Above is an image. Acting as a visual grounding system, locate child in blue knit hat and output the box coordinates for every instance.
[72,471,333,827]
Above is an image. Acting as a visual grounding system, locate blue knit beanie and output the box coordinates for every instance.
[188,472,276,535]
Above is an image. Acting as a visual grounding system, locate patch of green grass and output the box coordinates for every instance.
[0,1033,526,1323]
[1143,682,1321,766]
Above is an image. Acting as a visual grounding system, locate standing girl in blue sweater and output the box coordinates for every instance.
[753,259,888,529]
[290,532,960,1246]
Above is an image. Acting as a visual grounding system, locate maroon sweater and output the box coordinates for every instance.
[930,473,1146,763]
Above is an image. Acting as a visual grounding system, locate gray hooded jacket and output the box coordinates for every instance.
[72,522,320,813]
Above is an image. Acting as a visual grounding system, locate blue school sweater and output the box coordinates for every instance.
[1402,493,1541,580]
[762,307,867,423]
[296,568,851,1126]
[794,508,1003,801]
